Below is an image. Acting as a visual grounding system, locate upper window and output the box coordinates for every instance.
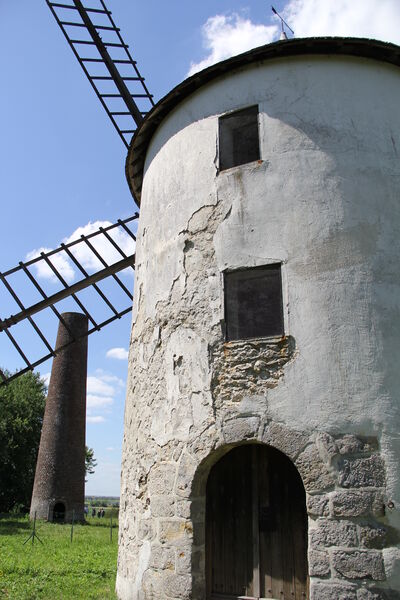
[219,105,260,171]
[224,264,284,341]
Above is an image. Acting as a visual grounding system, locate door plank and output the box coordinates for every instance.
[207,445,308,600]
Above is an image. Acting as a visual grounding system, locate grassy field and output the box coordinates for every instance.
[0,514,118,599]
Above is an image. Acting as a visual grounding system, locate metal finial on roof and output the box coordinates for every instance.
[271,5,294,40]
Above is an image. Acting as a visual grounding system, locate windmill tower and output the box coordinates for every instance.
[118,38,400,600]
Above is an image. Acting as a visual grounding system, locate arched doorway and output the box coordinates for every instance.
[52,502,66,523]
[206,444,308,599]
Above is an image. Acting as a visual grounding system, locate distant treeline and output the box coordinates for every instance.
[85,496,119,508]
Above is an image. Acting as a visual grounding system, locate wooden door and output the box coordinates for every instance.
[206,445,308,600]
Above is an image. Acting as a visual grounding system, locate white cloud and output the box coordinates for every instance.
[106,447,115,451]
[87,394,114,408]
[26,220,135,283]
[64,220,135,272]
[26,247,75,283]
[87,375,116,397]
[188,1,400,77]
[87,415,105,424]
[42,372,51,387]
[188,14,278,75]
[283,0,400,45]
[106,347,129,360]
[94,370,125,387]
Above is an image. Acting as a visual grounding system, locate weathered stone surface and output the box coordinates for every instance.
[336,435,378,456]
[339,455,385,489]
[211,336,295,404]
[310,519,357,548]
[137,518,155,541]
[141,568,160,598]
[176,499,191,519]
[221,416,260,443]
[158,520,193,546]
[176,453,197,497]
[310,582,357,600]
[151,495,175,518]
[143,569,191,600]
[359,524,387,549]
[316,432,339,464]
[309,549,331,576]
[332,550,385,580]
[176,548,191,574]
[331,491,385,518]
[307,493,330,517]
[163,573,192,599]
[262,422,309,460]
[296,445,336,492]
[148,463,177,495]
[357,589,398,600]
[149,546,175,571]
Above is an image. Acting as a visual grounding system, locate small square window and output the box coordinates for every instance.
[219,105,260,171]
[224,264,284,341]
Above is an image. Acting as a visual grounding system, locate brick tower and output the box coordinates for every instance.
[30,312,88,522]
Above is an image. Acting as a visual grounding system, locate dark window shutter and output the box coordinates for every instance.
[219,105,260,171]
[224,264,284,341]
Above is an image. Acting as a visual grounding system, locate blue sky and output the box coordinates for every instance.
[1,0,399,496]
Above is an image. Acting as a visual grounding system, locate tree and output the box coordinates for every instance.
[0,371,46,512]
[85,446,97,480]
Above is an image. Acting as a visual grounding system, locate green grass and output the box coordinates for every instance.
[0,515,118,599]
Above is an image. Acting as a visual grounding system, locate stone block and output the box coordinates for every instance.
[296,445,336,492]
[176,452,197,497]
[137,518,155,541]
[316,432,339,463]
[332,550,385,580]
[176,548,192,574]
[158,519,193,546]
[332,491,385,518]
[336,435,378,456]
[339,455,385,489]
[262,422,309,460]
[148,463,177,495]
[151,495,175,518]
[310,582,357,599]
[176,499,192,519]
[164,572,192,599]
[309,549,331,576]
[149,546,175,571]
[189,429,220,463]
[310,519,357,548]
[222,416,260,443]
[357,589,400,600]
[359,524,387,549]
[307,493,330,517]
